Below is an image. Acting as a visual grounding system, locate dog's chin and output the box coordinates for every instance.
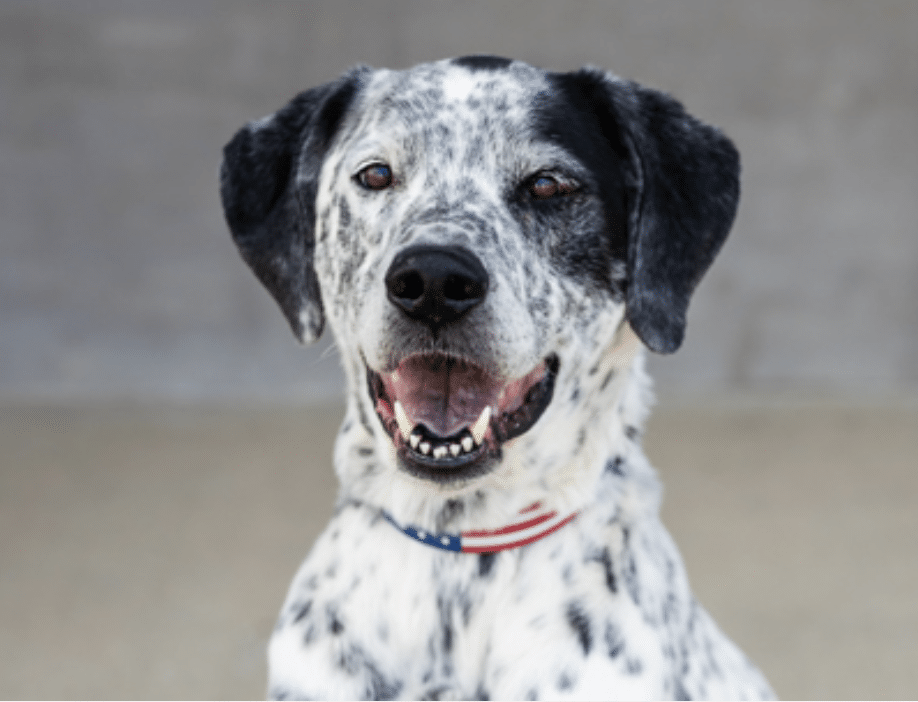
[366,352,559,483]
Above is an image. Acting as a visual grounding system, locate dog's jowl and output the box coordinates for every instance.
[221,56,774,701]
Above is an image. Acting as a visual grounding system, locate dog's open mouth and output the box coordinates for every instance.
[367,353,558,481]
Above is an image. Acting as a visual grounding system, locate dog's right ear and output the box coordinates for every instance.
[220,68,367,343]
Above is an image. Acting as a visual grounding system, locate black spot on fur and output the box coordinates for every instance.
[268,686,293,700]
[626,657,644,675]
[459,592,474,626]
[565,602,593,655]
[452,55,514,72]
[524,688,539,701]
[674,679,693,701]
[587,546,618,593]
[303,624,316,645]
[437,595,454,658]
[605,456,625,476]
[600,369,615,391]
[619,527,642,605]
[605,621,625,659]
[291,600,312,624]
[336,643,402,699]
[557,672,575,691]
[478,552,497,578]
[439,498,465,527]
[328,605,344,635]
[474,683,490,700]
[625,425,639,441]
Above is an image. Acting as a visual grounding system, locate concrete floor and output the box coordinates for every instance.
[1,401,916,699]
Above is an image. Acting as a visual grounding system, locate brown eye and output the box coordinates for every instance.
[357,163,393,190]
[528,174,575,200]
[530,175,558,199]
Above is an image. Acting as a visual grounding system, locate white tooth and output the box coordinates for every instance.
[449,443,461,457]
[394,400,413,441]
[433,445,448,459]
[471,406,492,445]
[410,433,421,449]
[420,442,431,455]
[461,436,474,453]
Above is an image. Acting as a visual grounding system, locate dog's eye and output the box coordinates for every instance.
[528,174,576,200]
[357,163,393,190]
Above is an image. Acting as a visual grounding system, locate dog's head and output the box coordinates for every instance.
[221,57,738,516]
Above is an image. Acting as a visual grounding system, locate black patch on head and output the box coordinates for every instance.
[452,54,514,72]
[565,601,593,655]
[220,67,368,342]
[530,76,630,291]
[541,68,740,354]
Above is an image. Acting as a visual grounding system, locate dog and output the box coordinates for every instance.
[220,55,774,701]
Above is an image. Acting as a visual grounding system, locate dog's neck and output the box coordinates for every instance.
[333,325,660,535]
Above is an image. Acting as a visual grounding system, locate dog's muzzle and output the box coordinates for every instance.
[368,244,557,481]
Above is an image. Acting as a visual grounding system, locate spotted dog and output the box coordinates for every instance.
[220,55,774,700]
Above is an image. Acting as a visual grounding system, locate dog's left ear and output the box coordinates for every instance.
[568,69,740,354]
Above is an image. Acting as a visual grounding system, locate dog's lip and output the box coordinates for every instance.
[366,352,558,480]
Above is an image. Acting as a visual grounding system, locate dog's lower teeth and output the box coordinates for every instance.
[433,445,448,459]
[461,436,474,452]
[409,432,421,449]
[450,443,461,456]
[420,442,431,455]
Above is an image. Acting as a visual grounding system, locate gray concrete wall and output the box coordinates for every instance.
[2,0,916,403]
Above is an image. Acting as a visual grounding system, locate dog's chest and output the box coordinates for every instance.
[268,503,679,700]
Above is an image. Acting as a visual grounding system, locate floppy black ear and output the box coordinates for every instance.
[219,68,367,343]
[571,69,740,354]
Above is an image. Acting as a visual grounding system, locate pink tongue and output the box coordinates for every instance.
[386,355,501,437]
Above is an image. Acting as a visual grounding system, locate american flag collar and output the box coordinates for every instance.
[383,501,578,554]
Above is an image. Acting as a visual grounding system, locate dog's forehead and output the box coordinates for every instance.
[349,59,553,152]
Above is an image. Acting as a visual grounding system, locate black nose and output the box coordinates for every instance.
[385,245,489,331]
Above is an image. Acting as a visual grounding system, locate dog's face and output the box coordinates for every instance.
[221,56,739,518]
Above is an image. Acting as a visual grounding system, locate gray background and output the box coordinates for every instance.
[2,2,918,700]
[2,0,916,404]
